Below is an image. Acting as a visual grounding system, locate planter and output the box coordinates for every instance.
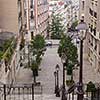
[66,80,74,87]
[86,81,96,92]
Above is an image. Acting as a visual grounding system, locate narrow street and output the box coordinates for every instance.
[15,40,100,100]
[16,45,63,100]
[37,46,63,94]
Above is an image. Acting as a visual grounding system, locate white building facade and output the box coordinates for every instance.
[79,0,100,72]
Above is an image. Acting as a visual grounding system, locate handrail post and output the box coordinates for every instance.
[32,83,34,100]
[4,84,6,100]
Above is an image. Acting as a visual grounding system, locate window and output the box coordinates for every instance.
[99,44,100,55]
[94,39,97,51]
[82,0,85,10]
[30,0,33,8]
[94,12,97,18]
[31,11,34,19]
[90,25,93,32]
[31,31,34,39]
[93,27,96,36]
[99,33,100,39]
[89,8,93,16]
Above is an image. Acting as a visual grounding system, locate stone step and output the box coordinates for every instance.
[6,94,61,100]
[6,93,88,100]
[35,94,61,100]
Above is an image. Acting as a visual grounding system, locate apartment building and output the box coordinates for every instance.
[34,0,49,37]
[0,0,25,84]
[0,0,25,36]
[49,0,79,31]
[79,0,100,72]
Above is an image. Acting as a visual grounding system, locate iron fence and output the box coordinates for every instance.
[86,88,100,100]
[0,83,42,100]
[64,84,100,100]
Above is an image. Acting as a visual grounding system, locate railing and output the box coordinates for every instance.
[85,88,100,100]
[0,83,42,100]
[64,83,100,100]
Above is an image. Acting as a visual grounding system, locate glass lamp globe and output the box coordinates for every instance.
[55,64,60,71]
[76,20,88,40]
[61,53,67,64]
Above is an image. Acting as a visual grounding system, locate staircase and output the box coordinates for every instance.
[35,94,61,100]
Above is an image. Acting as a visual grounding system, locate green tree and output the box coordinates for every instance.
[31,34,45,51]
[31,34,46,64]
[30,34,46,74]
[86,81,96,92]
[49,13,65,39]
[58,35,78,75]
[28,34,46,83]
[86,81,96,99]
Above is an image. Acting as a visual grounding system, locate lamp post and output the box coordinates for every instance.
[61,53,67,100]
[54,71,57,94]
[76,19,88,100]
[55,64,60,97]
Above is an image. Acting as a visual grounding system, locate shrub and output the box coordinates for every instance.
[66,80,74,86]
[86,81,96,92]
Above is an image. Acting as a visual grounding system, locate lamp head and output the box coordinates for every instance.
[55,64,60,71]
[54,71,57,76]
[61,53,67,63]
[76,20,88,40]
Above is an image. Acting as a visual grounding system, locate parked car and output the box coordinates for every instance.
[46,41,52,46]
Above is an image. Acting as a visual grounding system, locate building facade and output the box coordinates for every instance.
[24,0,49,39]
[0,0,25,37]
[79,0,100,72]
[34,0,49,37]
[0,0,25,84]
[49,0,79,32]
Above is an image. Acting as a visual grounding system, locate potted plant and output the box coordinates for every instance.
[86,81,96,99]
[66,80,74,87]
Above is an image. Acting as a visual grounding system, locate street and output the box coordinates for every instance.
[37,46,63,94]
[16,40,100,100]
[16,45,63,100]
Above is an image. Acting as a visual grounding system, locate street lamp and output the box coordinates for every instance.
[61,53,67,100]
[76,19,88,100]
[54,71,57,94]
[55,64,60,97]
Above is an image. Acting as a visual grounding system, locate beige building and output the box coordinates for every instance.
[79,0,100,72]
[0,0,25,84]
[0,0,25,36]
